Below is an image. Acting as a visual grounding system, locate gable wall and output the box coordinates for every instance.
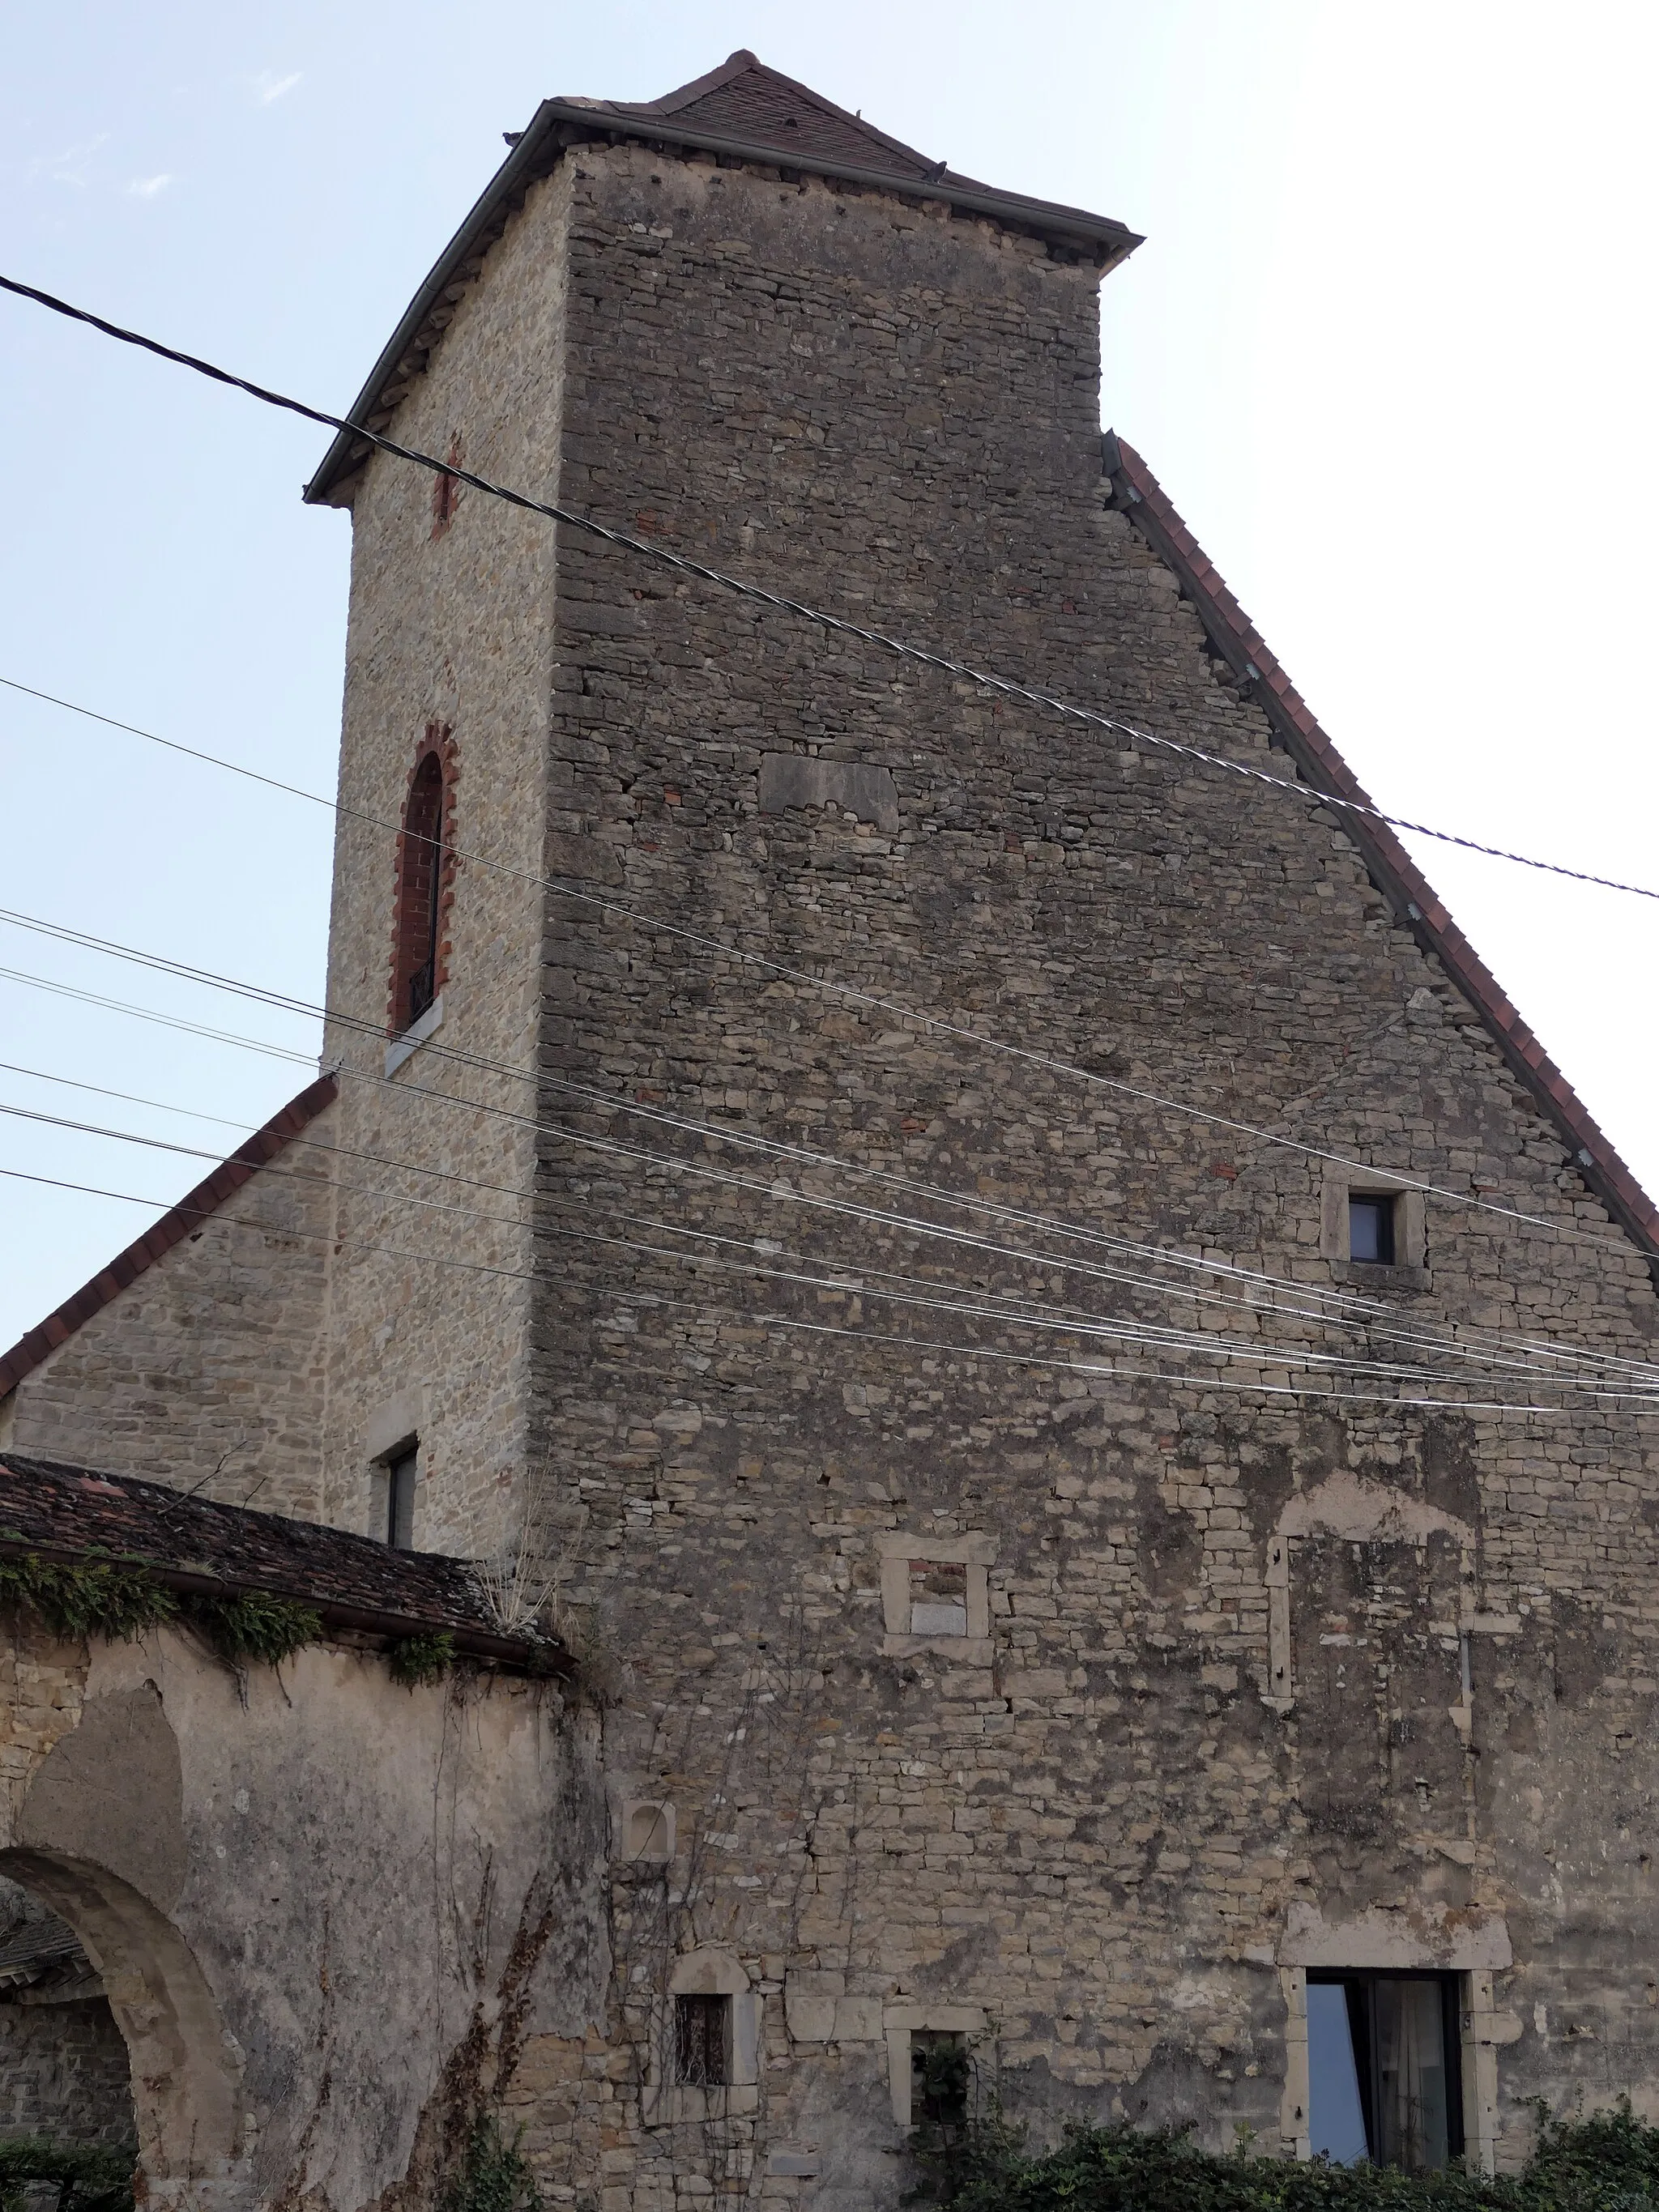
[499,139,1659,2201]
[0,1113,335,1516]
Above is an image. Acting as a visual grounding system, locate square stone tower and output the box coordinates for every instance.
[2,45,1644,2210]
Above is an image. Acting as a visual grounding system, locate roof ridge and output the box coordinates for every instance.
[604,49,940,177]
[1104,433,1659,1267]
[0,1071,339,1400]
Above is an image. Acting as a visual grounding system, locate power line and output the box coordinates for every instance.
[8,957,1657,1394]
[13,1092,1648,1399]
[2,276,1655,910]
[0,893,1646,1279]
[4,1158,1651,1421]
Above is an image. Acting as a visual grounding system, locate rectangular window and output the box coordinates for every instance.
[675,1993,729,2086]
[1307,1972,1462,2170]
[911,2031,969,2129]
[1348,1193,1397,1266]
[909,1558,969,1637]
[386,1447,417,1550]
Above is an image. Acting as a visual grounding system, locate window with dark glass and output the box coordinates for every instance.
[1307,1972,1462,2171]
[1348,1193,1397,1266]
[386,1447,417,1551]
[674,1993,729,2086]
[394,751,446,1034]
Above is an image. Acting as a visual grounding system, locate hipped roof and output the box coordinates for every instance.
[305,49,1139,504]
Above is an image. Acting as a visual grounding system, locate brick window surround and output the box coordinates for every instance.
[388,726,458,1037]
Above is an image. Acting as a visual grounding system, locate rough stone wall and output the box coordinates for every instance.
[476,139,1659,2203]
[316,163,576,1559]
[0,1994,135,2149]
[0,1112,335,1516]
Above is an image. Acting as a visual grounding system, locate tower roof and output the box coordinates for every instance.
[305,52,1138,505]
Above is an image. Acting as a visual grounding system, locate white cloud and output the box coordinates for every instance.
[253,70,301,105]
[126,173,173,199]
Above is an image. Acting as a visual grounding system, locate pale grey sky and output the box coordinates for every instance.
[4,2,1657,1349]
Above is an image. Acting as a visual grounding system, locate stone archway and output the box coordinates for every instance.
[0,1847,243,2208]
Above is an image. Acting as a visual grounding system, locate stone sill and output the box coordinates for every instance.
[1331,1259,1430,1294]
[881,1633,992,1664]
[642,2083,757,2126]
[385,994,444,1077]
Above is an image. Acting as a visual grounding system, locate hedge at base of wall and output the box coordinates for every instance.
[919,2106,1659,2210]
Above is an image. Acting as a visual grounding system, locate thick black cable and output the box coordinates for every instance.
[2,273,1657,907]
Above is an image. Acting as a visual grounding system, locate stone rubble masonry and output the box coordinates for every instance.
[512,137,1659,2204]
[2,99,1659,2212]
[312,156,576,1562]
[0,1097,337,1517]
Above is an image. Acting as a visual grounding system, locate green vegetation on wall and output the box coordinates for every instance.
[916,2103,1659,2211]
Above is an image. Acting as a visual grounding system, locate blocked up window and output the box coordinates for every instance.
[1307,1972,1462,2170]
[1348,1194,1397,1266]
[674,1993,729,2086]
[386,1447,416,1550]
[909,1558,968,1637]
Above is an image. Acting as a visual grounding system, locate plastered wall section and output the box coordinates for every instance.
[498,144,1659,2202]
[0,1118,335,1515]
[0,1617,606,2212]
[316,164,574,1557]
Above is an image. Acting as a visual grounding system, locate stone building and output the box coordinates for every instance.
[3,45,1659,2209]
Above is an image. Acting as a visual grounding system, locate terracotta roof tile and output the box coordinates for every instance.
[0,1452,565,1670]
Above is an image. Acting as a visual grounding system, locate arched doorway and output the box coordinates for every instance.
[0,1869,135,2154]
[0,1848,242,2208]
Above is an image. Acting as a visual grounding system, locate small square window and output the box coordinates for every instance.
[675,1993,730,2086]
[909,1558,968,1637]
[1348,1194,1397,1266]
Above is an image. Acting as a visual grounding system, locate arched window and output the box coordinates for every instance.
[390,731,455,1036]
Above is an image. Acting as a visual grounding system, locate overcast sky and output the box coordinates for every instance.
[4,2,1657,1352]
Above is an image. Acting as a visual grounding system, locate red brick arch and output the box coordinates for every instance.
[387,724,458,1036]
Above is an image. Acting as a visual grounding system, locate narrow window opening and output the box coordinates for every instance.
[674,1993,729,2086]
[911,2031,969,2131]
[386,1447,417,1551]
[392,746,449,1037]
[909,1558,968,1637]
[1307,1972,1462,2170]
[1348,1193,1397,1266]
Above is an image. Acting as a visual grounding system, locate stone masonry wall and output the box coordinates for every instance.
[0,1116,334,1516]
[0,1995,136,2150]
[317,164,577,1557]
[470,139,1659,2206]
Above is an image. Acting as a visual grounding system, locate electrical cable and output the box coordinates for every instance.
[2,897,1648,1302]
[6,1091,1655,1401]
[3,1157,1652,1421]
[8,960,1657,1394]
[2,680,1651,1276]
[2,277,1655,912]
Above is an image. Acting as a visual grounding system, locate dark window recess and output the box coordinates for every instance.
[1307,1972,1463,2171]
[911,2032,970,2130]
[386,1448,417,1550]
[674,1993,729,2086]
[1348,1194,1397,1266]
[395,751,446,1034]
